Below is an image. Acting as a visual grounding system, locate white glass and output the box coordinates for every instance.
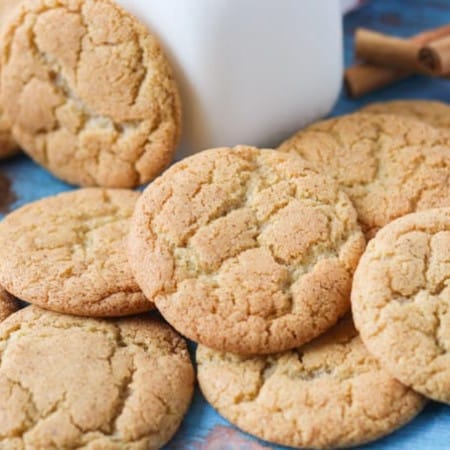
[116,0,343,158]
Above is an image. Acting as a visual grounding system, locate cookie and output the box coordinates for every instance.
[0,188,153,317]
[0,0,21,159]
[197,318,425,449]
[352,208,450,404]
[0,0,181,187]
[0,306,195,449]
[361,99,450,133]
[129,146,365,354]
[278,113,450,238]
[0,287,18,321]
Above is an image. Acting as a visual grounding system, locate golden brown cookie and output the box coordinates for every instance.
[0,306,195,449]
[0,287,18,321]
[0,0,22,159]
[361,99,450,133]
[0,188,153,317]
[352,208,450,404]
[0,0,181,187]
[129,146,365,354]
[197,318,425,449]
[278,113,450,238]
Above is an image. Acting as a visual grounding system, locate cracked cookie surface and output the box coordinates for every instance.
[352,208,450,404]
[197,318,425,449]
[0,287,18,322]
[129,146,365,354]
[278,113,450,238]
[0,0,21,159]
[0,188,153,317]
[0,0,181,187]
[0,306,195,449]
[361,99,450,133]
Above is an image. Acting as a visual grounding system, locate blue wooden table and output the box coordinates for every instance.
[1,0,450,449]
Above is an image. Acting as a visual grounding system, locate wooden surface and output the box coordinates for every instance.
[1,0,450,449]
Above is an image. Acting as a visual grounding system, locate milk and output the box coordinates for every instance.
[115,0,343,158]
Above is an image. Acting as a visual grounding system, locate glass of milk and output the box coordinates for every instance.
[115,0,343,158]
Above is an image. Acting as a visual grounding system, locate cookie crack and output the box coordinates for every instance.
[108,356,137,435]
[0,376,39,440]
[129,35,147,108]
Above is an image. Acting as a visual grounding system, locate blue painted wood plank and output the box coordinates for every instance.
[0,0,449,449]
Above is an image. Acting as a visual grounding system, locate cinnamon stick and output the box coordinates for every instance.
[345,24,450,98]
[355,28,427,74]
[345,65,408,99]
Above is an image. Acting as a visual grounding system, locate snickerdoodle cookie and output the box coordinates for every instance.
[278,113,450,238]
[0,0,22,159]
[0,188,152,317]
[0,0,181,187]
[0,287,18,321]
[129,146,365,354]
[0,306,194,449]
[362,99,450,133]
[352,208,450,404]
[197,318,425,449]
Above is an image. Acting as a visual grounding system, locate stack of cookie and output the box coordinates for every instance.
[124,121,449,448]
[190,109,450,449]
[0,1,190,448]
[0,189,195,449]
[0,0,449,449]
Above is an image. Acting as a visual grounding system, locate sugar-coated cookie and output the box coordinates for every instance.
[0,306,194,449]
[197,318,425,449]
[0,0,22,159]
[129,146,365,354]
[279,113,450,238]
[0,188,152,317]
[352,208,450,404]
[0,0,181,187]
